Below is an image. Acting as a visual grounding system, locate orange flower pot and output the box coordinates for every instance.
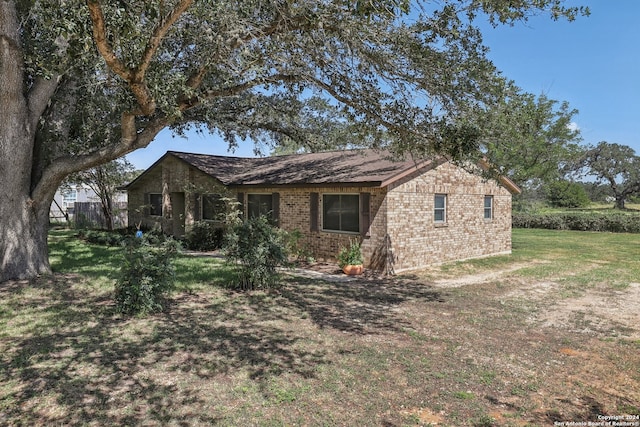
[342,264,364,275]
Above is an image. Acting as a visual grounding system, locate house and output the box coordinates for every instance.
[50,184,127,227]
[126,149,520,273]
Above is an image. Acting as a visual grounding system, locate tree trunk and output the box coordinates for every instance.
[0,110,53,282]
[615,196,625,210]
[0,194,52,282]
[1,1,57,283]
[101,193,115,231]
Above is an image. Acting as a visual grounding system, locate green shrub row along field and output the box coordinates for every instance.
[513,209,640,233]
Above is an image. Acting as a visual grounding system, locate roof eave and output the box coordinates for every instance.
[228,181,383,189]
[478,158,522,195]
[378,158,440,188]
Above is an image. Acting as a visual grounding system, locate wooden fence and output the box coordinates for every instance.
[73,202,128,229]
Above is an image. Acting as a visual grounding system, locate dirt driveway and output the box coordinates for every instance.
[299,259,640,425]
[395,261,640,425]
[429,262,640,340]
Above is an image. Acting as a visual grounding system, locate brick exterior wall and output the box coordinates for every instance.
[128,156,514,272]
[384,162,513,272]
[128,156,228,236]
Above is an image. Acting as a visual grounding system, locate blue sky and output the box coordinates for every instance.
[127,1,639,169]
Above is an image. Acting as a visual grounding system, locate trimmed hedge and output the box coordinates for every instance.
[513,212,640,233]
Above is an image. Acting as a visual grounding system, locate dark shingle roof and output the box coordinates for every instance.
[167,149,434,187]
[127,149,521,194]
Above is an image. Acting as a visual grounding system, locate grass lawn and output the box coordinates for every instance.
[0,228,639,426]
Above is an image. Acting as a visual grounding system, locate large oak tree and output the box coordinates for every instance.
[582,142,640,209]
[0,0,587,282]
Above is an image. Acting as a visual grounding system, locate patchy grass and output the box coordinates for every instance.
[0,228,638,426]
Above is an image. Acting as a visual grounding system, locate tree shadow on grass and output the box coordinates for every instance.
[275,274,446,335]
[0,276,326,426]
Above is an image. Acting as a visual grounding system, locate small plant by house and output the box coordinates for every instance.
[114,236,180,315]
[337,239,364,274]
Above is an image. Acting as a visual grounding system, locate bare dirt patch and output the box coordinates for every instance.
[538,282,640,339]
[423,261,640,340]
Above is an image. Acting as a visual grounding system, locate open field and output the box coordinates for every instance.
[0,229,639,426]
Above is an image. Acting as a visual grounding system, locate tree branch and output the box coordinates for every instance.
[85,0,132,81]
[31,115,169,209]
[87,0,194,116]
[136,0,194,80]
[178,73,302,112]
[27,75,61,132]
[304,73,428,142]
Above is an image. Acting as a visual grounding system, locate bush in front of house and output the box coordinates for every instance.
[512,212,640,233]
[114,236,180,315]
[223,215,290,291]
[184,221,224,251]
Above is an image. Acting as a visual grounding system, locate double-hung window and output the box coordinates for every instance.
[434,194,447,223]
[322,194,360,233]
[149,193,163,217]
[62,189,77,210]
[245,193,280,225]
[247,194,274,219]
[484,195,494,220]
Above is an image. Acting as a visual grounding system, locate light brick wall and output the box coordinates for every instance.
[128,156,514,272]
[244,186,386,264]
[385,162,513,272]
[128,157,227,233]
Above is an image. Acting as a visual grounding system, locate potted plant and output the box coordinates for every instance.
[337,239,364,275]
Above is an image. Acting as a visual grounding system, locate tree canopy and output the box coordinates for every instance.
[479,91,583,189]
[581,142,640,209]
[0,0,589,281]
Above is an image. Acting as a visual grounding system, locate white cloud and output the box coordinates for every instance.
[567,122,580,132]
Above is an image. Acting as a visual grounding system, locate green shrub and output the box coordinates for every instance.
[77,229,127,246]
[284,228,314,262]
[545,181,591,208]
[513,212,640,233]
[185,221,224,251]
[223,215,289,291]
[114,236,180,315]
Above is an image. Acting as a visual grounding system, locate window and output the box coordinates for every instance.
[202,194,225,221]
[323,194,359,233]
[484,195,493,220]
[247,194,273,219]
[149,193,162,217]
[434,194,447,223]
[61,189,77,209]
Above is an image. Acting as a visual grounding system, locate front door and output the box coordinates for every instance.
[171,192,186,237]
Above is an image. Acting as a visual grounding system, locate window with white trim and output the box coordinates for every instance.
[61,189,77,209]
[434,194,447,223]
[322,194,359,233]
[484,195,493,220]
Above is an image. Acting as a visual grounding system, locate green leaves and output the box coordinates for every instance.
[582,142,640,209]
[15,0,593,192]
[114,236,180,315]
[223,215,290,291]
[480,90,583,188]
